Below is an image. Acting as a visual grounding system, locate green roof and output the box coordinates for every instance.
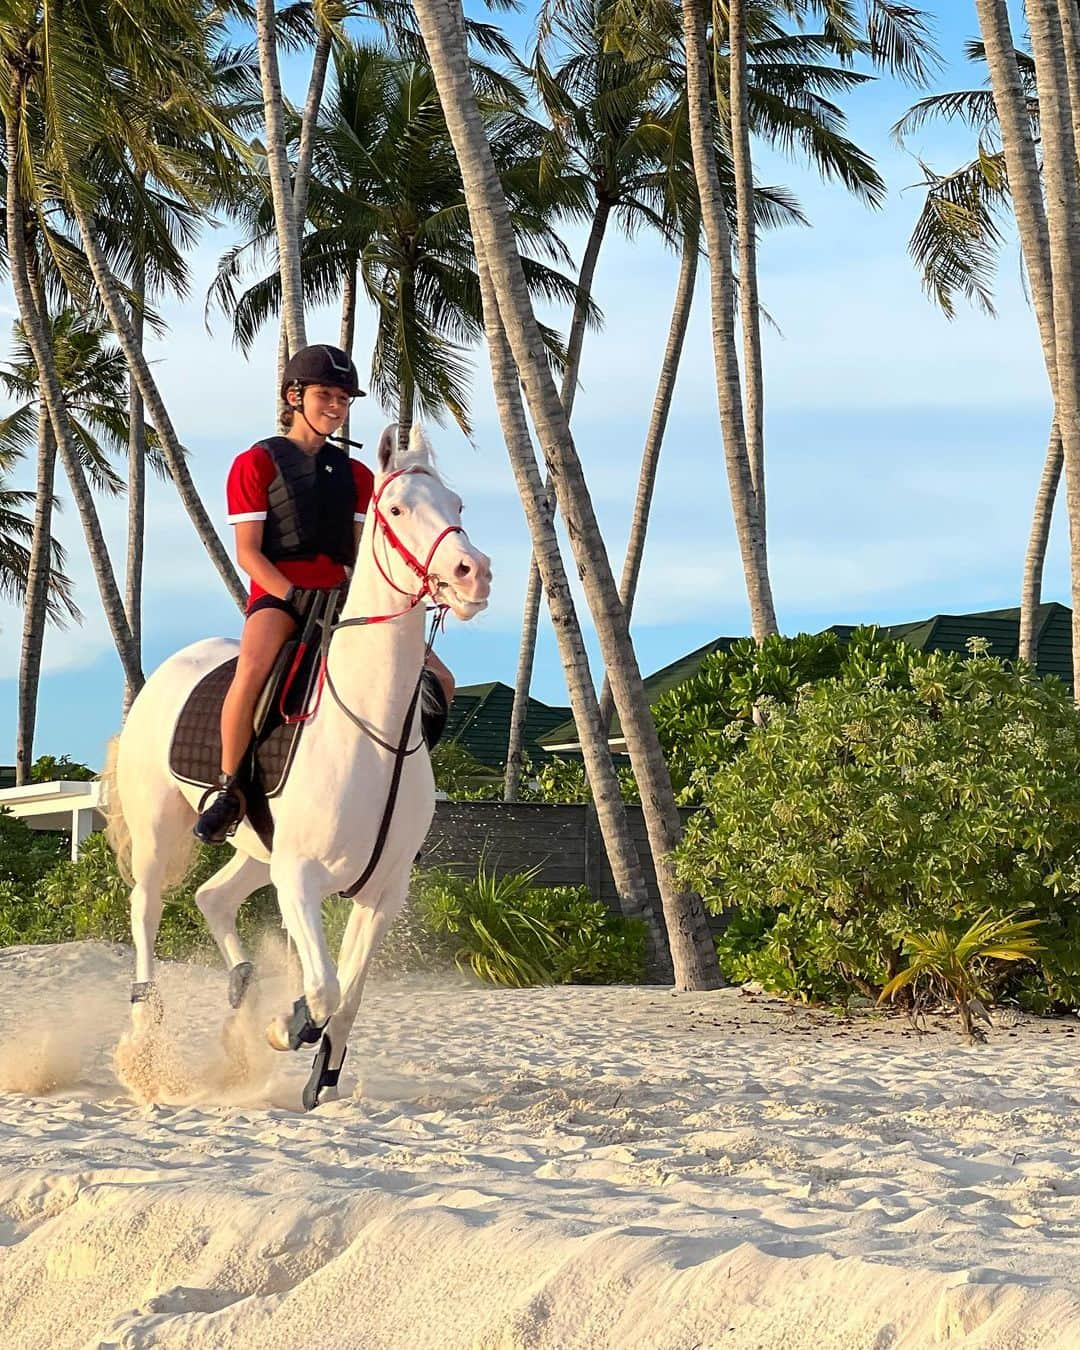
[831,602,1073,684]
[539,603,1073,753]
[541,636,744,749]
[443,682,571,770]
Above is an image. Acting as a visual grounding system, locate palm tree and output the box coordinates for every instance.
[256,0,308,355]
[411,0,721,989]
[683,0,776,648]
[508,6,684,798]
[212,42,585,446]
[3,45,143,693]
[894,41,1063,667]
[0,309,169,780]
[970,0,1080,689]
[0,456,75,616]
[16,0,248,610]
[1023,2,1080,693]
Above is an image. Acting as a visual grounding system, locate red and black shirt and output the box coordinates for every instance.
[226,438,374,607]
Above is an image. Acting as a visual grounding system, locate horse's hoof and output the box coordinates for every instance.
[129,982,163,1032]
[303,1035,346,1111]
[265,997,327,1053]
[228,961,256,1009]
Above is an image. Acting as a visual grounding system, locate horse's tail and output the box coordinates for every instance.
[101,734,134,885]
[102,731,199,891]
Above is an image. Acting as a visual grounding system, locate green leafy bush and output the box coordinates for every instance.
[652,631,848,799]
[0,832,281,959]
[676,636,1080,1010]
[0,810,70,891]
[412,864,647,986]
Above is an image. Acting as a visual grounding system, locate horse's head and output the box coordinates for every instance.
[370,423,492,621]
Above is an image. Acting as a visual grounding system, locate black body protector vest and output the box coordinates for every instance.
[257,436,357,566]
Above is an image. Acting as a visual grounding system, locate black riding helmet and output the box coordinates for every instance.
[281,344,365,399]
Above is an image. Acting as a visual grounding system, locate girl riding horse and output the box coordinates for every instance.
[195,343,453,843]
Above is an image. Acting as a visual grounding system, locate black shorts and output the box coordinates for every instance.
[247,593,303,626]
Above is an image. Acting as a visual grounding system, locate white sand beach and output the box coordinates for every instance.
[0,939,1076,1349]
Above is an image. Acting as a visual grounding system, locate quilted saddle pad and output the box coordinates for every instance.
[168,642,318,836]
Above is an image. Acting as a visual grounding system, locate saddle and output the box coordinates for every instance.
[168,589,341,849]
[168,589,451,852]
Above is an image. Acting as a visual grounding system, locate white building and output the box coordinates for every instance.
[0,780,105,860]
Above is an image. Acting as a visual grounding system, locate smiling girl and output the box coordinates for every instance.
[195,344,452,844]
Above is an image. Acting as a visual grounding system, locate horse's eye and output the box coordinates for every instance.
[390,506,402,517]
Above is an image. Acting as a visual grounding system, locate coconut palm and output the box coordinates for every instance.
[1023,2,1080,695]
[966,0,1080,689]
[893,42,1063,667]
[211,41,586,446]
[411,0,721,989]
[9,0,248,611]
[3,44,143,691]
[0,309,170,782]
[509,0,886,791]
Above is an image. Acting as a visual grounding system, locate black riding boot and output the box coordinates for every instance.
[194,774,245,844]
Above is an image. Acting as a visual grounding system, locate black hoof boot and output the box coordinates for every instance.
[303,1035,345,1112]
[228,961,256,1009]
[284,996,327,1051]
[130,981,163,1023]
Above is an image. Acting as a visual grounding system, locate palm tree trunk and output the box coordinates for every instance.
[62,195,247,610]
[682,0,777,640]
[412,0,720,989]
[293,22,333,232]
[504,197,612,799]
[124,236,146,715]
[973,0,1062,676]
[397,261,417,454]
[340,251,358,443]
[477,249,671,978]
[5,102,142,692]
[256,0,307,353]
[1025,1,1080,692]
[15,409,57,785]
[728,0,765,517]
[598,228,699,737]
[278,319,290,427]
[1020,424,1062,666]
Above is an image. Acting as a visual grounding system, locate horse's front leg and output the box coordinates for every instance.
[265,857,340,1052]
[195,850,271,1007]
[303,879,408,1110]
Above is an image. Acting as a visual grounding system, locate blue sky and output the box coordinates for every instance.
[0,1,1055,770]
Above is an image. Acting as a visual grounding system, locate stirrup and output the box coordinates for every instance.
[194,775,246,844]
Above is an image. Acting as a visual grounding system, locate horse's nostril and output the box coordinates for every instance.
[455,559,472,580]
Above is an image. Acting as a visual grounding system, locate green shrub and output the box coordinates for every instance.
[413,864,647,986]
[0,810,70,891]
[677,638,1080,1010]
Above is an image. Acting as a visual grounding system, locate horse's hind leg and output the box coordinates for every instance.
[195,851,271,1007]
[303,881,407,1110]
[127,790,193,1033]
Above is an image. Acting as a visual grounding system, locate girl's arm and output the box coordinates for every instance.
[234,521,294,599]
[425,650,454,704]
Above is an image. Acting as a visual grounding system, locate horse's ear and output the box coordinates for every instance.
[376,424,398,473]
[408,423,435,465]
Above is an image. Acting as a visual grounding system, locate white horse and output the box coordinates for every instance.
[105,425,491,1108]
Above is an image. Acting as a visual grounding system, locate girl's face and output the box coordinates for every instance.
[294,383,350,436]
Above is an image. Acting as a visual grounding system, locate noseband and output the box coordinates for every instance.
[368,467,466,616]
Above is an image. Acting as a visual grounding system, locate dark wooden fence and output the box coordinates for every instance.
[419,801,690,978]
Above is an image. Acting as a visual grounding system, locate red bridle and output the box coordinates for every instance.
[279,466,464,724]
[368,466,465,614]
